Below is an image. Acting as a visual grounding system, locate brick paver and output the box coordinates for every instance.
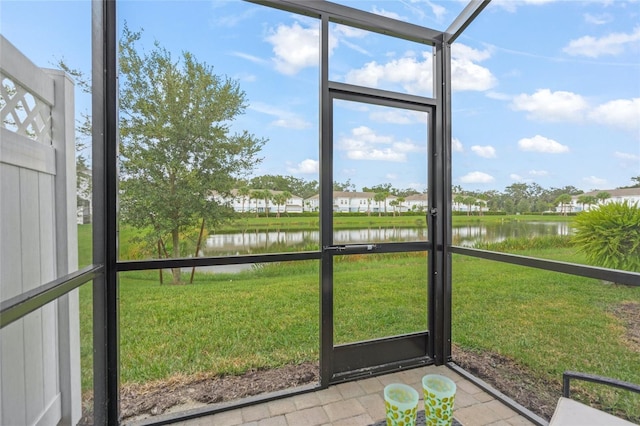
[323,398,366,422]
[163,365,541,426]
[284,406,329,426]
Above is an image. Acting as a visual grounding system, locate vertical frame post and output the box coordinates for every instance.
[92,0,119,424]
[319,14,334,387]
[429,35,453,365]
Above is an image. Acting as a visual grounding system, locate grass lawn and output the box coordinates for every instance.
[76,222,639,421]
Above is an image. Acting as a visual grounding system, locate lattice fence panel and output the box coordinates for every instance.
[0,74,52,144]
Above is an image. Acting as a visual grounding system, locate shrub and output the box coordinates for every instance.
[572,201,640,272]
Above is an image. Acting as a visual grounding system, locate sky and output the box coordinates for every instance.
[2,0,639,194]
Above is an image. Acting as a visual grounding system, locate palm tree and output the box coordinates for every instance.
[281,191,292,214]
[576,195,597,212]
[596,191,611,205]
[389,199,399,217]
[554,193,572,216]
[272,192,288,218]
[397,196,405,215]
[454,194,465,212]
[463,196,476,216]
[261,190,273,217]
[251,190,262,218]
[476,200,486,216]
[374,192,387,217]
[237,186,250,214]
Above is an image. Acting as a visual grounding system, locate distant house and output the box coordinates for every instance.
[303,191,428,214]
[212,189,304,214]
[405,193,428,212]
[569,188,640,213]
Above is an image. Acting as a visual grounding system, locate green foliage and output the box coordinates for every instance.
[117,26,266,280]
[572,201,640,272]
[246,174,318,199]
[473,235,573,251]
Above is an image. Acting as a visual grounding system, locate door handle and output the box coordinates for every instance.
[323,244,377,253]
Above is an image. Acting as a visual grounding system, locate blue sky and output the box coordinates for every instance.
[2,0,639,194]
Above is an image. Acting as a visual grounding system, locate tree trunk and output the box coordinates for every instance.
[171,228,181,284]
[158,239,164,285]
[190,218,206,284]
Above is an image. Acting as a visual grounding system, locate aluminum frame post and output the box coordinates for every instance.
[92,0,120,423]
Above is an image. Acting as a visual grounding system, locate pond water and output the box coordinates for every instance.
[203,221,572,256]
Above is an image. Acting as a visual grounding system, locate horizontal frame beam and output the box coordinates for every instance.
[117,251,321,272]
[247,0,441,45]
[0,264,102,328]
[450,246,640,286]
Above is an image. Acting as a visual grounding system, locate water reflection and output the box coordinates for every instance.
[204,221,571,255]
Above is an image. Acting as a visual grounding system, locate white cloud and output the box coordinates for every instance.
[231,51,268,65]
[249,102,311,129]
[340,39,372,56]
[486,91,511,101]
[345,52,434,94]
[614,151,640,161]
[344,43,495,94]
[563,27,640,58]
[339,126,422,162]
[371,6,404,21]
[459,171,495,184]
[213,6,259,27]
[348,149,406,162]
[425,0,447,22]
[491,0,557,13]
[584,13,613,25]
[272,117,312,129]
[369,109,425,124]
[408,182,427,192]
[589,98,640,134]
[471,145,496,158]
[510,173,523,181]
[518,135,569,153]
[234,72,257,83]
[333,24,368,39]
[266,22,326,75]
[451,44,496,92]
[452,138,464,152]
[287,159,319,174]
[511,89,589,122]
[529,169,549,176]
[583,175,608,186]
[386,173,398,180]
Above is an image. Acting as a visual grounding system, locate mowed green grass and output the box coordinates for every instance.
[452,251,640,420]
[76,225,639,420]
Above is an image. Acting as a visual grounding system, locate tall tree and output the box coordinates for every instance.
[596,191,611,204]
[554,194,572,215]
[333,179,356,192]
[118,27,265,283]
[272,191,290,218]
[237,186,251,214]
[396,196,406,215]
[251,190,262,217]
[374,192,387,217]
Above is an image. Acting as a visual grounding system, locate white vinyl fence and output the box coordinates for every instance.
[0,35,81,426]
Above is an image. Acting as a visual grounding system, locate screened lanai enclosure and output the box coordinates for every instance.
[1,0,639,425]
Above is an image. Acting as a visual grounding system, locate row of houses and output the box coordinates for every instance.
[216,190,429,214]
[217,187,640,215]
[80,187,640,222]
